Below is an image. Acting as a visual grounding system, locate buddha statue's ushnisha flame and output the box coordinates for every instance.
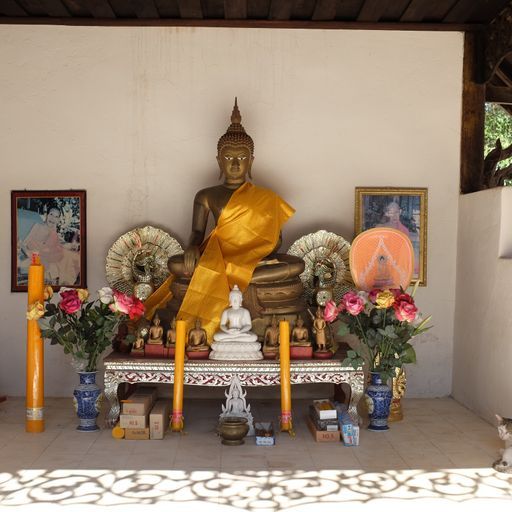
[217,98,254,155]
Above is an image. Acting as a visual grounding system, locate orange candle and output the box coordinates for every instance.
[279,320,293,432]
[26,254,45,433]
[171,320,186,431]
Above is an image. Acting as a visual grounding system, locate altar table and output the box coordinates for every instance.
[103,352,364,428]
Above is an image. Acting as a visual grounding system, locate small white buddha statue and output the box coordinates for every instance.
[210,285,262,360]
[213,285,258,343]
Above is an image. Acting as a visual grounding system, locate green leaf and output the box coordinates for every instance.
[347,349,358,359]
[337,323,350,336]
[401,344,417,364]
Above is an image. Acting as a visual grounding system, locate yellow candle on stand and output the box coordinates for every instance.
[279,320,293,432]
[171,319,186,431]
[26,253,45,433]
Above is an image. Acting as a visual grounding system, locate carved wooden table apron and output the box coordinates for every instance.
[103,353,364,428]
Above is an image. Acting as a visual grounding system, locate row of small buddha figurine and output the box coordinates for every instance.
[136,307,331,356]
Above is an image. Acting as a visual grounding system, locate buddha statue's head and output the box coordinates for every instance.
[229,284,243,309]
[217,98,254,186]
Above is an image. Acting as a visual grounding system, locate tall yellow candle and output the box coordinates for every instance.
[279,320,293,432]
[171,319,186,431]
[26,254,45,433]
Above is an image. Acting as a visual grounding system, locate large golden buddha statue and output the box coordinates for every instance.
[168,99,305,338]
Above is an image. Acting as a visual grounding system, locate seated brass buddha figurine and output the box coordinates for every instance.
[168,99,305,339]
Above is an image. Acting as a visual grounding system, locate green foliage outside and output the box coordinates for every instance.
[485,103,512,169]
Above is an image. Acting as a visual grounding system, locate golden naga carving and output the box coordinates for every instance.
[389,367,407,422]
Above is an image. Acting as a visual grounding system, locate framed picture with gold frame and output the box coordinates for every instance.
[354,187,428,286]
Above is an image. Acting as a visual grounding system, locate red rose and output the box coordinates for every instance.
[128,298,145,320]
[393,293,418,322]
[342,291,365,316]
[389,288,402,299]
[109,291,145,320]
[368,289,381,303]
[395,292,414,303]
[110,291,132,315]
[59,289,81,314]
[323,300,340,322]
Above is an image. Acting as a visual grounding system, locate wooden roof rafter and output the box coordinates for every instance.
[0,0,508,30]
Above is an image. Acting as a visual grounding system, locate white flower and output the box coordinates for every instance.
[98,287,114,304]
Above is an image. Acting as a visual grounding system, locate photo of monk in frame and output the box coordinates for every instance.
[11,190,87,292]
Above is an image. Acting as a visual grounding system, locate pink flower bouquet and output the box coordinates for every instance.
[38,287,144,371]
[323,287,431,381]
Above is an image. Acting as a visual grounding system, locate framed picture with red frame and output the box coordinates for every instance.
[11,190,87,292]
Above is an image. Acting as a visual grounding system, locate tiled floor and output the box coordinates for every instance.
[0,397,511,511]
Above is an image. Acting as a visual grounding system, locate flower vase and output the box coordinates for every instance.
[73,371,102,432]
[365,372,392,431]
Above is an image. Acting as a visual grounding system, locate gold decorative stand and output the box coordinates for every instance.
[389,367,406,422]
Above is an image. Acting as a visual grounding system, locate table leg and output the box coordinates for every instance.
[104,372,121,428]
[347,373,364,425]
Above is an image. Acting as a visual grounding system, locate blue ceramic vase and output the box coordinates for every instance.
[73,371,102,432]
[365,372,392,431]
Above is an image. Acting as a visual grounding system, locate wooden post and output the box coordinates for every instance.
[26,254,45,433]
[460,32,485,194]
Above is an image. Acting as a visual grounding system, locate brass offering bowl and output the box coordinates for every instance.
[218,417,249,446]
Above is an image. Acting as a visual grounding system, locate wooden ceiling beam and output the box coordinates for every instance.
[495,68,512,88]
[400,0,428,23]
[486,85,512,105]
[39,0,71,16]
[154,0,180,17]
[357,0,390,22]
[443,0,478,23]
[269,0,293,20]
[78,0,115,18]
[0,0,28,16]
[312,0,336,21]
[0,16,483,30]
[423,0,458,22]
[204,0,224,18]
[130,0,160,18]
[335,0,364,20]
[248,0,270,19]
[380,0,410,21]
[469,0,511,24]
[177,0,203,18]
[60,0,89,16]
[482,2,512,83]
[108,0,136,17]
[460,32,485,194]
[16,0,46,16]
[225,0,247,19]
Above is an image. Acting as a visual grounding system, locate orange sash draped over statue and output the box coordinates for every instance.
[177,182,295,341]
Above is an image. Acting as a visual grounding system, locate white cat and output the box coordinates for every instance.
[493,414,512,473]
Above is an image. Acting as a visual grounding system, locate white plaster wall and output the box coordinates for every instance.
[0,26,463,397]
[453,188,512,422]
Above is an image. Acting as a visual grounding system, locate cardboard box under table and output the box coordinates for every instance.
[121,386,158,415]
[125,428,150,440]
[149,400,170,440]
[119,414,148,429]
[307,416,341,442]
